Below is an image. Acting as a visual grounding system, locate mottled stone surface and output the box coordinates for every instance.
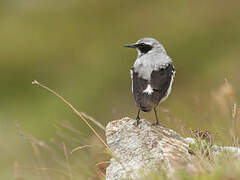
[106,117,192,180]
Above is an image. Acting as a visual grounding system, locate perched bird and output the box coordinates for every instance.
[124,37,175,125]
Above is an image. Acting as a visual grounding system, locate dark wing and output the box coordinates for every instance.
[150,64,175,105]
[131,68,151,111]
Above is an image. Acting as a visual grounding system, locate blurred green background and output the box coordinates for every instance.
[0,0,240,179]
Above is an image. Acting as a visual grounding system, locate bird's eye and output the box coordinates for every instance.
[137,43,152,54]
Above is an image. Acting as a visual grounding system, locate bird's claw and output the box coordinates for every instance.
[152,121,159,126]
[134,117,141,126]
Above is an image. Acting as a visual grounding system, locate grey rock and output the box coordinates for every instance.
[105,117,193,180]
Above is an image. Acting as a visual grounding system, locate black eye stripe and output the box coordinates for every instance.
[137,43,152,54]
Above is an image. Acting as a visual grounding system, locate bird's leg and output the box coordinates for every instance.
[154,108,159,125]
[136,109,141,126]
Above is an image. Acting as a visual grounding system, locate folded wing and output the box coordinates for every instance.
[150,64,175,104]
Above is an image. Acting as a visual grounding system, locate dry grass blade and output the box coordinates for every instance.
[15,122,50,180]
[32,80,111,153]
[56,121,82,136]
[80,112,105,131]
[95,161,110,166]
[70,145,93,154]
[62,143,73,180]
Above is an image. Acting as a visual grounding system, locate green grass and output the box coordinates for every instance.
[13,80,240,180]
[1,0,240,179]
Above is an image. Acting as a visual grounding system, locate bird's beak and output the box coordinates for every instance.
[123,43,137,48]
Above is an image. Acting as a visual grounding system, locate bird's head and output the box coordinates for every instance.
[124,37,166,57]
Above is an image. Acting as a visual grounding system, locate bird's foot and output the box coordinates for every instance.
[153,108,160,126]
[134,117,141,126]
[152,121,159,126]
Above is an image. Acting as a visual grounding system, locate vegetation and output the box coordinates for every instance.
[0,0,240,179]
[14,79,240,180]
